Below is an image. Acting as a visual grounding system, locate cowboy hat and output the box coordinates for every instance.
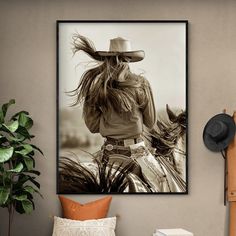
[203,113,235,152]
[96,37,145,62]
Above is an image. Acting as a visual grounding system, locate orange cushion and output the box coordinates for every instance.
[59,195,112,220]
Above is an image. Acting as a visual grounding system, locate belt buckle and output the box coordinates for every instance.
[124,139,135,146]
[105,144,114,151]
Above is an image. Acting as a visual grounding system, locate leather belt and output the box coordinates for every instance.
[104,144,130,151]
[105,136,143,147]
[104,136,143,151]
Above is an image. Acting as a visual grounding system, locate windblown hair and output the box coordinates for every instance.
[68,34,147,114]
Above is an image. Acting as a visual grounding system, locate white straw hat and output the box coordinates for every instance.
[96,37,145,62]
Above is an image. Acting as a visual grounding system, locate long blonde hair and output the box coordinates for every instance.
[68,34,147,114]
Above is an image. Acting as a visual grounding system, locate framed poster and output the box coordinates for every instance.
[57,20,188,194]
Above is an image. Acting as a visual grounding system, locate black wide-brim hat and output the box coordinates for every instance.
[203,113,235,152]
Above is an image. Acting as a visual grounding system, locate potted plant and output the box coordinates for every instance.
[0,99,43,236]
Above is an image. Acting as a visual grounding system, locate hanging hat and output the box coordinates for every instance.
[203,113,235,152]
[96,37,145,62]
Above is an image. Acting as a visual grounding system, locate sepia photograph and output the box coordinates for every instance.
[57,21,188,194]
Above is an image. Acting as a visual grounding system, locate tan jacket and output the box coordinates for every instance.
[83,77,156,139]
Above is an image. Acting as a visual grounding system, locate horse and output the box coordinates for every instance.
[144,104,186,190]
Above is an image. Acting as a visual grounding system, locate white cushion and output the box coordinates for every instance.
[52,216,116,236]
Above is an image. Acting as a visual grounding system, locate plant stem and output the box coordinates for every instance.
[8,160,13,236]
[8,204,12,236]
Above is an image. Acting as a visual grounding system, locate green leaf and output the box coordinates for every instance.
[2,120,19,133]
[24,185,43,198]
[13,194,27,201]
[16,126,31,140]
[2,99,15,117]
[0,187,10,205]
[11,111,29,121]
[22,199,33,214]
[0,135,7,145]
[8,163,23,173]
[8,135,25,142]
[0,163,3,172]
[23,157,33,171]
[22,144,33,153]
[0,126,15,136]
[24,186,35,194]
[1,172,11,186]
[14,175,30,188]
[0,111,4,124]
[0,147,14,163]
[16,175,40,189]
[15,134,27,142]
[15,201,25,214]
[15,144,33,156]
[28,177,40,189]
[19,113,33,130]
[31,144,44,156]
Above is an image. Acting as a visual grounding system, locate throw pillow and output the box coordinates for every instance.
[59,195,112,220]
[52,216,116,236]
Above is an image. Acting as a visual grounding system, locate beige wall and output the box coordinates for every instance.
[0,0,235,235]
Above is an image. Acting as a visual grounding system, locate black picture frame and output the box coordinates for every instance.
[56,20,188,195]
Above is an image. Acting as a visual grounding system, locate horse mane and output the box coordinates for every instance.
[144,105,186,162]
